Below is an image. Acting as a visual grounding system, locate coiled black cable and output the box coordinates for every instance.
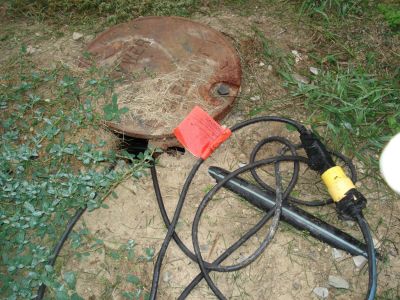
[149,116,307,299]
[149,116,377,300]
[36,116,376,300]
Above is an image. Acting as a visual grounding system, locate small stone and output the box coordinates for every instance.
[373,237,381,249]
[310,67,319,75]
[162,271,173,283]
[26,45,37,55]
[238,162,246,168]
[250,95,261,101]
[217,84,230,96]
[291,50,302,63]
[35,32,41,37]
[313,287,329,299]
[292,73,310,84]
[259,61,265,67]
[353,255,367,268]
[267,65,273,71]
[332,248,345,261]
[72,32,84,41]
[328,275,350,289]
[344,220,356,227]
[129,184,138,195]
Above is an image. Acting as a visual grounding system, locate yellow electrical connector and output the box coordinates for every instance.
[321,166,355,202]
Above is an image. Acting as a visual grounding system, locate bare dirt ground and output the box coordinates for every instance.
[2,5,400,300]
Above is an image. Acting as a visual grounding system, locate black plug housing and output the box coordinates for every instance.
[300,131,335,173]
[300,130,368,221]
[336,189,367,220]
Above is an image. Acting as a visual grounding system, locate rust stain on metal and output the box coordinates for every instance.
[80,16,241,146]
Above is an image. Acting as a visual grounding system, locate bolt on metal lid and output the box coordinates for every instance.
[80,16,241,146]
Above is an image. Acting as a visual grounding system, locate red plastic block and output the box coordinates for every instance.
[173,106,231,159]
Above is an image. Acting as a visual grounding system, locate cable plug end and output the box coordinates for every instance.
[300,131,335,173]
[320,165,366,219]
[335,189,367,221]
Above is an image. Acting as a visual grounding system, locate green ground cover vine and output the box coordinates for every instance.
[0,50,154,299]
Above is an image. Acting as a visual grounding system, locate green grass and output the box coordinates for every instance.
[285,66,400,163]
[378,3,400,32]
[253,26,295,73]
[4,0,200,24]
[0,49,154,299]
[299,0,364,20]
[249,2,400,169]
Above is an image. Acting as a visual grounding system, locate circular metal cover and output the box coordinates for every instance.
[80,16,241,142]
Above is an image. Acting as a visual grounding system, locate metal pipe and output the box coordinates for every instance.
[208,166,378,259]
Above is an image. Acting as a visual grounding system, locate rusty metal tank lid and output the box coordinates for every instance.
[80,16,241,140]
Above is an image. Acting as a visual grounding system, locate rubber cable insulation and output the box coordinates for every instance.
[36,117,376,300]
[149,116,306,299]
[149,116,376,300]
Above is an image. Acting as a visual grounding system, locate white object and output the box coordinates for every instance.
[332,248,344,261]
[380,133,400,194]
[353,255,367,268]
[291,50,302,63]
[313,287,329,298]
[292,73,310,84]
[310,67,319,75]
[328,275,350,289]
[162,271,173,283]
[26,45,37,54]
[72,32,84,41]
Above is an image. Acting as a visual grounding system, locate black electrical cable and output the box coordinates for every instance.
[37,116,376,300]
[152,164,275,299]
[249,138,357,207]
[178,210,275,300]
[149,159,204,299]
[149,116,377,300]
[356,214,377,300]
[149,116,308,300]
[35,207,86,300]
[151,136,303,299]
[36,163,117,300]
[191,156,298,299]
